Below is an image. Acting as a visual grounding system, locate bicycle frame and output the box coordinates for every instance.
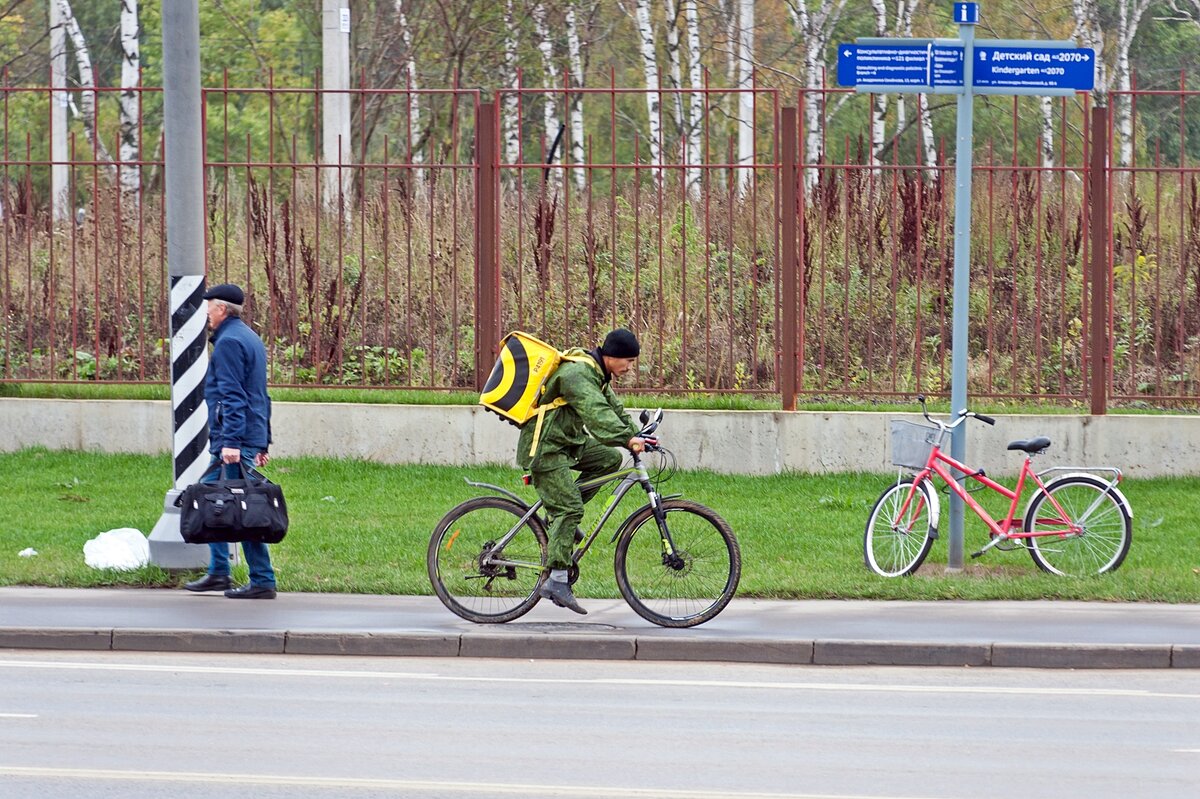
[468,454,678,573]
[899,445,1117,551]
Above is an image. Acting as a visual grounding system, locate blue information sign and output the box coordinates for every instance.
[837,44,964,90]
[953,3,980,24]
[973,46,1095,91]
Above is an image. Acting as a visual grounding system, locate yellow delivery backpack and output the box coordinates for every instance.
[479,331,599,456]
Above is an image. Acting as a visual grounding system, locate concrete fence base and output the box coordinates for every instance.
[2,397,1198,477]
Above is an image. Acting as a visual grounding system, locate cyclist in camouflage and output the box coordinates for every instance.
[517,329,647,614]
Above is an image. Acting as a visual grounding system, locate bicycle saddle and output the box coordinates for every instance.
[1006,436,1051,454]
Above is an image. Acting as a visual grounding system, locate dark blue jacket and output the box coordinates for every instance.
[205,316,271,453]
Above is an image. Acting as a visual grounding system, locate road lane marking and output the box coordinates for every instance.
[0,713,36,718]
[0,766,937,798]
[0,658,1198,700]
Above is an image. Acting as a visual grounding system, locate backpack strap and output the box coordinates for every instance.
[526,355,602,457]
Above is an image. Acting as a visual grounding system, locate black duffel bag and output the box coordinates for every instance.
[177,462,288,544]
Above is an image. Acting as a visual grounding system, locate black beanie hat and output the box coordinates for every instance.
[601,328,640,358]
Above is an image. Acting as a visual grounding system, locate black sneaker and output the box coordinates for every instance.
[538,579,587,615]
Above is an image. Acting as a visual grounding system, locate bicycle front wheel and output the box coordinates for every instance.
[614,499,741,628]
[427,496,548,623]
[1024,476,1132,576]
[864,478,936,577]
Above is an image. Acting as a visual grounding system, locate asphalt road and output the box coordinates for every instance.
[1,651,1198,798]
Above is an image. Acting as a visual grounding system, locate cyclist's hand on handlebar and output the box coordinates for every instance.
[629,436,660,454]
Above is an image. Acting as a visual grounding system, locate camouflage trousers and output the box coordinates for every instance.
[530,439,623,570]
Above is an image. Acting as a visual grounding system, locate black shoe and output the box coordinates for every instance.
[538,579,587,615]
[224,583,277,600]
[184,573,232,592]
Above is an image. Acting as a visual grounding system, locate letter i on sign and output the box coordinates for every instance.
[954,2,979,24]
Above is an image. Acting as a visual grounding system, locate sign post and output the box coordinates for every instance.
[838,2,1094,570]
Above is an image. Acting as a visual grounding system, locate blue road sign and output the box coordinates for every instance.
[837,44,964,90]
[932,46,965,87]
[953,3,980,24]
[973,46,1095,91]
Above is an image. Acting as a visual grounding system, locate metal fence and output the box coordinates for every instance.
[2,72,1199,409]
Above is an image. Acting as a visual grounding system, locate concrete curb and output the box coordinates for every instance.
[1,627,1197,668]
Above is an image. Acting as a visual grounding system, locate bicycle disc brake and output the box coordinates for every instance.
[662,550,693,575]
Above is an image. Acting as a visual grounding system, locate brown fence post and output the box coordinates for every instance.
[780,106,799,411]
[1088,105,1109,415]
[475,100,501,391]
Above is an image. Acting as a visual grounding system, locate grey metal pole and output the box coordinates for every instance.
[148,0,211,568]
[947,20,977,572]
[321,0,351,213]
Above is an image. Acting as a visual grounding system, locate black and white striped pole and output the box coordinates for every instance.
[148,0,212,568]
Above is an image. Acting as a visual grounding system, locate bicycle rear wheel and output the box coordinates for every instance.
[1024,475,1132,576]
[427,496,548,623]
[864,478,936,577]
[614,499,741,628]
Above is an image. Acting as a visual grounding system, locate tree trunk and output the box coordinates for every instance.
[735,0,754,196]
[57,0,114,176]
[633,0,663,172]
[1040,96,1055,169]
[119,0,141,205]
[869,0,889,169]
[683,0,704,196]
[664,0,685,144]
[395,0,424,186]
[502,0,521,168]
[788,0,849,190]
[565,3,587,192]
[533,3,562,191]
[1113,0,1151,168]
[49,0,69,221]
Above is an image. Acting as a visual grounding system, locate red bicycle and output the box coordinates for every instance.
[864,396,1133,577]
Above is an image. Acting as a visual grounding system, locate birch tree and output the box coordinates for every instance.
[866,1,933,170]
[1071,0,1148,167]
[734,0,754,196]
[564,2,587,192]
[118,0,140,203]
[56,0,114,177]
[395,0,424,184]
[502,0,522,168]
[661,0,701,195]
[893,0,935,170]
[1113,0,1153,167]
[786,0,849,189]
[50,0,69,221]
[532,3,562,191]
[682,0,704,195]
[869,0,889,169]
[1039,96,1056,169]
[664,0,686,147]
[633,0,664,173]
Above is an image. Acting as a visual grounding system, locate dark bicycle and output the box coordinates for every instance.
[427,410,741,628]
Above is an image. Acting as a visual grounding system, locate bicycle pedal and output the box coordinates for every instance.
[969,549,984,559]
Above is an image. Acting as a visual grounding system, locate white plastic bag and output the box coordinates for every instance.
[83,528,150,571]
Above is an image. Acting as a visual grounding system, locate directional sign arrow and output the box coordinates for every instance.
[973,45,1095,91]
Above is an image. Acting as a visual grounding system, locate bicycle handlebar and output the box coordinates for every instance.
[915,395,996,430]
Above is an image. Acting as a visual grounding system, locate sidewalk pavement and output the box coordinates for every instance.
[2,586,1198,669]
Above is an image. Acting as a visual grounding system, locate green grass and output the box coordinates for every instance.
[1,447,1196,601]
[5,380,1200,414]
